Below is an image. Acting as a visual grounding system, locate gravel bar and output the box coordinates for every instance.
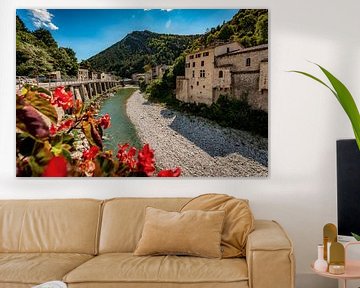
[126,91,268,177]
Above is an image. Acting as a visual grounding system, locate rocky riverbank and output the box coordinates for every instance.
[126,91,268,177]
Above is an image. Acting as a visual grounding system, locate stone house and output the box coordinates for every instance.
[176,42,268,111]
[48,71,61,81]
[151,64,168,80]
[78,69,89,81]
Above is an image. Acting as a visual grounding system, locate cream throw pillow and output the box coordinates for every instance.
[181,194,255,258]
[134,207,225,258]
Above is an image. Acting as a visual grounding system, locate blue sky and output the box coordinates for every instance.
[16,9,239,61]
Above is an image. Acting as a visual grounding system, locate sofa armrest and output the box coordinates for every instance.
[246,220,295,288]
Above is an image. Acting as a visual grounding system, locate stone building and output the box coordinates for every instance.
[176,42,268,111]
[78,69,89,81]
[151,64,168,80]
[48,71,61,81]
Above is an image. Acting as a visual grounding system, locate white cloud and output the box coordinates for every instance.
[161,9,173,12]
[28,9,59,30]
[165,19,172,29]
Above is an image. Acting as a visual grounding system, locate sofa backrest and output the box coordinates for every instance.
[99,198,190,253]
[0,199,102,254]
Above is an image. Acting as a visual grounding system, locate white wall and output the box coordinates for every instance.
[1,0,360,287]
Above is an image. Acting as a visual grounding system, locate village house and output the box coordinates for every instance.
[90,71,99,80]
[151,64,168,80]
[48,71,61,81]
[176,42,268,111]
[77,69,89,81]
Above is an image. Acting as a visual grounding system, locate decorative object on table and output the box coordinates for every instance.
[323,223,337,262]
[314,244,328,272]
[32,281,67,288]
[329,242,345,275]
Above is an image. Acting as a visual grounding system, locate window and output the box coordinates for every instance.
[203,85,205,88]
[189,55,194,59]
[203,51,209,57]
[197,81,199,86]
[191,85,193,89]
[201,61,204,67]
[185,63,190,68]
[246,58,251,66]
[200,70,205,78]
[227,47,230,53]
[218,70,223,78]
[192,62,195,68]
[195,53,201,58]
[192,70,195,78]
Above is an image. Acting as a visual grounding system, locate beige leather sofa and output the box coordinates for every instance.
[0,198,295,288]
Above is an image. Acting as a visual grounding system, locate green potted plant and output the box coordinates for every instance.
[291,63,360,241]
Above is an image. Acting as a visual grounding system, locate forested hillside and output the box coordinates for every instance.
[85,30,197,78]
[189,9,268,51]
[16,16,78,78]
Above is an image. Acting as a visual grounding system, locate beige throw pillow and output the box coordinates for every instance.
[134,207,225,258]
[181,194,255,258]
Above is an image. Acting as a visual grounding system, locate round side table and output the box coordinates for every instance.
[311,242,360,288]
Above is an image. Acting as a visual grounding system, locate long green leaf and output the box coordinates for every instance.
[316,64,360,150]
[291,64,360,150]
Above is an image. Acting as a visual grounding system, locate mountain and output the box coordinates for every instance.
[16,16,78,78]
[86,9,267,77]
[84,30,198,78]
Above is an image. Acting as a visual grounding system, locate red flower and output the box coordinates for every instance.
[116,143,137,170]
[52,87,73,110]
[49,124,57,136]
[137,144,155,176]
[83,146,100,160]
[99,113,111,129]
[157,167,181,177]
[42,156,68,177]
[58,119,74,131]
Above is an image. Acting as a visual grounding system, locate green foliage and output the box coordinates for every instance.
[291,63,360,150]
[189,9,268,50]
[352,233,360,241]
[86,30,197,78]
[16,16,79,78]
[33,28,58,48]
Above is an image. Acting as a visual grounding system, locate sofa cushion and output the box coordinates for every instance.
[181,194,254,258]
[134,207,225,258]
[63,253,248,285]
[0,199,102,254]
[0,253,93,285]
[99,198,190,253]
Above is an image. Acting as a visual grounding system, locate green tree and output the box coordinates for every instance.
[217,24,234,41]
[254,14,268,45]
[33,28,58,48]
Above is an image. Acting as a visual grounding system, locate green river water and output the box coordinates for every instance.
[99,88,142,152]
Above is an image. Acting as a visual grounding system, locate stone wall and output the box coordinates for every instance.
[176,77,189,103]
[232,72,268,111]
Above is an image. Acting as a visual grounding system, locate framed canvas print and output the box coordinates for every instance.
[16,9,268,177]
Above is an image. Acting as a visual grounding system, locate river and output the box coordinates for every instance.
[98,88,142,152]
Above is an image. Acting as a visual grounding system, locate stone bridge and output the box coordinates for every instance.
[38,80,122,102]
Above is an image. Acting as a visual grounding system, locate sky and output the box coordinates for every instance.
[16,9,239,61]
